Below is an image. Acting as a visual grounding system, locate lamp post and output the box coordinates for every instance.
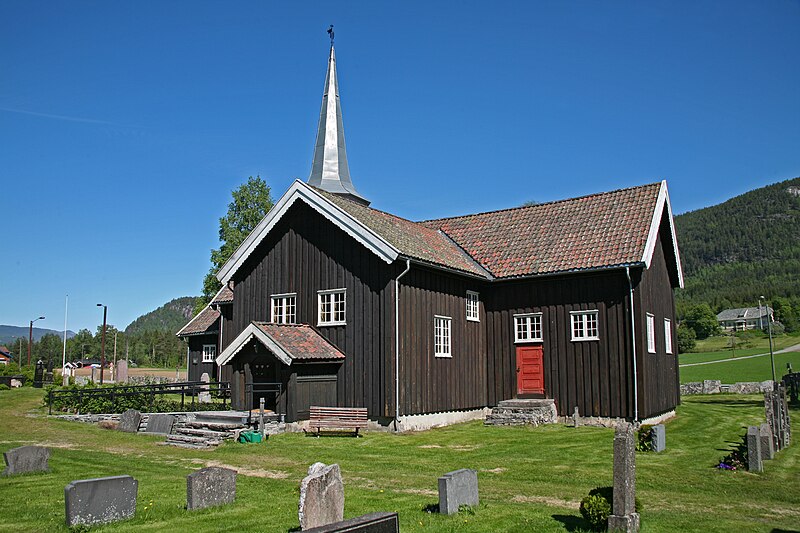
[97,304,107,384]
[760,296,776,382]
[28,316,45,366]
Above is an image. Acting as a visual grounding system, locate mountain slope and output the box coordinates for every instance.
[675,176,800,307]
[124,296,197,334]
[0,326,76,345]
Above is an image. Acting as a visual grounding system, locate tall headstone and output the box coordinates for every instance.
[117,409,142,433]
[64,475,138,527]
[651,424,666,453]
[746,426,762,472]
[116,360,128,384]
[145,414,176,435]
[198,372,211,403]
[299,462,345,530]
[2,445,50,475]
[187,467,236,510]
[33,360,44,388]
[438,469,479,515]
[759,423,774,460]
[608,423,639,533]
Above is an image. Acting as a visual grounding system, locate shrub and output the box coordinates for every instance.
[579,486,641,531]
[636,425,654,452]
[677,323,697,353]
[0,384,9,391]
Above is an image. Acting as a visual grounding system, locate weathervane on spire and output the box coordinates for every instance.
[327,25,334,45]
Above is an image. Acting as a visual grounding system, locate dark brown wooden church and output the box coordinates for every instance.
[179,42,683,426]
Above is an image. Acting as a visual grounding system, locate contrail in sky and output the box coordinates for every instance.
[0,106,113,125]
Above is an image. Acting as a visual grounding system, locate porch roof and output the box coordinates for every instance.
[216,322,346,366]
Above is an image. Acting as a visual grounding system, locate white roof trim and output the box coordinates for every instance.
[176,303,216,337]
[641,180,684,288]
[216,322,294,366]
[217,180,399,285]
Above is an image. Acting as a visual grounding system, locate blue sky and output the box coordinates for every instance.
[2,1,798,334]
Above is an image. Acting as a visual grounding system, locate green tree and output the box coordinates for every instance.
[195,176,274,313]
[682,303,721,340]
[676,323,697,353]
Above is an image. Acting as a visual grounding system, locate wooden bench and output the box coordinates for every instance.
[306,406,368,437]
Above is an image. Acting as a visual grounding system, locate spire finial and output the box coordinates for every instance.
[327,25,334,46]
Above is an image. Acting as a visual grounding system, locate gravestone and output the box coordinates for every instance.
[746,426,762,472]
[117,409,142,433]
[116,360,128,383]
[608,423,639,533]
[198,372,211,403]
[573,406,580,427]
[438,468,479,515]
[34,360,44,388]
[2,445,50,475]
[187,467,236,510]
[759,423,774,460]
[299,462,345,530]
[145,414,176,434]
[651,424,666,453]
[64,475,138,526]
[303,512,399,533]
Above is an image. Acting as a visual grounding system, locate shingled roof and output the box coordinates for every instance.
[176,306,220,337]
[212,284,234,304]
[421,182,664,279]
[216,322,346,366]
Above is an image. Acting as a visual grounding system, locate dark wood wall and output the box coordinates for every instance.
[231,202,397,419]
[187,333,219,382]
[485,270,635,419]
[634,215,680,418]
[398,267,488,416]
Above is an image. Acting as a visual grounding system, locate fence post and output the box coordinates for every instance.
[48,390,53,415]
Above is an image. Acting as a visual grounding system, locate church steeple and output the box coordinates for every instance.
[307,29,369,205]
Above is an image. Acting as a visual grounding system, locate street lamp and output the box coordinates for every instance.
[28,316,45,366]
[97,304,107,384]
[760,296,776,382]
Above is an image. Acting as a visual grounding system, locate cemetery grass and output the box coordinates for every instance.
[0,391,797,532]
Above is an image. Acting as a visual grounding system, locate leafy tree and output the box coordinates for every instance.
[682,303,720,340]
[677,323,697,353]
[195,176,274,313]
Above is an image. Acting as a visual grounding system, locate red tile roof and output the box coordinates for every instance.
[421,183,662,278]
[177,307,220,336]
[212,284,234,304]
[253,323,345,361]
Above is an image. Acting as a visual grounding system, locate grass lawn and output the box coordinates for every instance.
[679,334,799,365]
[1,389,799,532]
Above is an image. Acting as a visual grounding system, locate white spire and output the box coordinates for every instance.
[307,43,369,205]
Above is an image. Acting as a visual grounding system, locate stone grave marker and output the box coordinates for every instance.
[303,512,399,533]
[759,423,774,460]
[198,372,211,403]
[2,445,50,476]
[187,467,237,510]
[64,475,138,527]
[145,413,177,434]
[608,422,639,533]
[651,424,666,452]
[438,468,479,515]
[116,360,128,383]
[299,462,345,530]
[747,426,763,472]
[117,409,142,433]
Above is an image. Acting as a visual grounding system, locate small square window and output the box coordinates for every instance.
[318,289,346,326]
[514,313,543,343]
[434,315,452,357]
[271,293,297,324]
[570,310,599,341]
[664,318,673,354]
[466,291,480,322]
[202,344,217,363]
[646,313,656,353]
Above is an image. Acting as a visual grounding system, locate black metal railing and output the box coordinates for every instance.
[245,382,283,424]
[47,381,230,415]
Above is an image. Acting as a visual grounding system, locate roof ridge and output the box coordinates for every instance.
[311,185,427,227]
[419,181,663,225]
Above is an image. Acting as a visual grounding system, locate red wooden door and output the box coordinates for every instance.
[516,345,544,396]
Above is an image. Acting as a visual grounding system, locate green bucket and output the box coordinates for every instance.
[238,430,263,443]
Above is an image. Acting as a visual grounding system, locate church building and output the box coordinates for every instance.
[179,39,683,427]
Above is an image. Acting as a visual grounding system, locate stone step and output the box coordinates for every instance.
[485,399,557,426]
[174,427,234,439]
[181,421,247,431]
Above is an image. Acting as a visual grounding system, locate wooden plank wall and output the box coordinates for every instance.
[634,218,681,419]
[231,202,396,419]
[187,334,218,382]
[398,267,488,416]
[486,270,634,419]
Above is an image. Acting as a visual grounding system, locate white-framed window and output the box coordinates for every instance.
[202,344,217,363]
[318,288,346,326]
[271,293,297,324]
[664,318,673,354]
[434,315,452,358]
[466,291,480,322]
[646,313,656,353]
[514,313,543,343]
[570,310,599,341]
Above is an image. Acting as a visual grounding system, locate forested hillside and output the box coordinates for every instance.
[674,176,800,321]
[124,297,196,335]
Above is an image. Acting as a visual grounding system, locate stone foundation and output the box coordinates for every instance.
[485,399,557,426]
